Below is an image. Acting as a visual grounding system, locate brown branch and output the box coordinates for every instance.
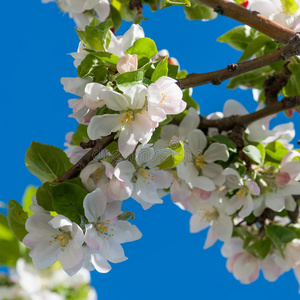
[177,36,300,89]
[197,0,295,44]
[199,96,300,131]
[54,133,115,183]
[263,61,292,105]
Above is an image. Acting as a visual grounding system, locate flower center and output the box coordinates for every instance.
[91,166,105,182]
[140,169,155,185]
[118,111,134,126]
[160,92,167,103]
[197,207,218,223]
[235,186,248,199]
[95,220,115,240]
[49,232,71,252]
[195,155,205,168]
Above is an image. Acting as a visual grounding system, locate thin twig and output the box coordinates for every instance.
[54,133,115,183]
[197,0,295,44]
[177,36,300,89]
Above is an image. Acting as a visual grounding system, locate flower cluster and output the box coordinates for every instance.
[0,258,97,300]
[8,2,300,292]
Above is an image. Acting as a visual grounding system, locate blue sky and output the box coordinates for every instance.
[1,1,300,298]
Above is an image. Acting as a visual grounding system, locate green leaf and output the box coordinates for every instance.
[25,142,73,183]
[157,142,185,170]
[106,141,120,156]
[217,26,257,51]
[243,145,262,164]
[70,124,89,146]
[248,238,272,259]
[126,38,157,59]
[266,225,296,257]
[281,0,299,14]
[109,4,122,31]
[77,54,108,82]
[36,182,57,212]
[168,63,179,79]
[84,19,113,51]
[177,70,188,79]
[161,0,190,8]
[227,66,273,90]
[211,135,237,153]
[7,200,28,242]
[256,142,266,163]
[283,57,300,97]
[151,56,168,82]
[52,183,88,225]
[149,126,162,144]
[182,89,200,113]
[90,51,120,65]
[115,62,152,91]
[184,1,217,20]
[265,141,289,162]
[0,214,21,267]
[22,185,37,217]
[238,35,271,62]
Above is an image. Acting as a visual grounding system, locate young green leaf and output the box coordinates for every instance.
[243,145,262,164]
[151,56,168,82]
[22,185,37,217]
[7,200,28,242]
[157,142,185,170]
[125,38,158,59]
[70,124,89,146]
[25,142,73,183]
[184,1,217,20]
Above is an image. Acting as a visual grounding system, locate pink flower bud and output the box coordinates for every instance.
[274,172,291,188]
[117,54,138,74]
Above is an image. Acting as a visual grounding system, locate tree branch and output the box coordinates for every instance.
[199,96,300,131]
[177,36,300,89]
[197,0,295,44]
[54,133,115,183]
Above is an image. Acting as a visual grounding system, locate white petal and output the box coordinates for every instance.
[61,77,92,97]
[83,188,107,222]
[204,143,229,163]
[191,176,215,192]
[100,90,129,111]
[120,24,145,52]
[190,213,210,233]
[113,221,142,243]
[91,252,112,273]
[88,114,121,139]
[223,99,248,117]
[114,160,135,182]
[265,193,285,212]
[124,84,147,109]
[118,126,138,158]
[101,238,127,263]
[179,107,200,138]
[187,129,207,155]
[49,215,72,229]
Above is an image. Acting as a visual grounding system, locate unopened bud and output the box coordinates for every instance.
[117,54,138,74]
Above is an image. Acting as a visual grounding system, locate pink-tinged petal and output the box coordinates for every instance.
[102,161,114,179]
[100,90,129,111]
[114,160,135,182]
[190,213,210,233]
[204,143,229,163]
[113,220,142,243]
[281,161,300,180]
[87,114,121,140]
[132,113,153,144]
[117,54,138,74]
[91,253,112,273]
[25,214,55,238]
[221,238,244,258]
[83,188,107,222]
[223,99,248,117]
[233,253,259,284]
[203,226,217,249]
[191,176,215,192]
[108,177,133,201]
[118,126,138,158]
[261,255,282,282]
[85,225,101,250]
[274,172,291,188]
[226,253,243,273]
[246,180,260,196]
[148,105,167,122]
[59,240,83,276]
[265,193,285,212]
[49,215,72,229]
[124,84,147,109]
